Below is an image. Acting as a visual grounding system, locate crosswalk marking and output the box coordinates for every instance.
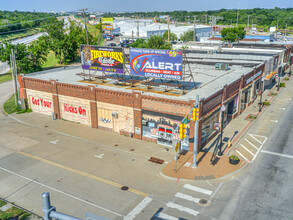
[236,150,250,163]
[175,192,201,203]
[244,138,258,150]
[166,202,199,217]
[156,212,178,220]
[124,197,152,220]
[249,134,263,145]
[183,184,213,196]
[240,144,255,156]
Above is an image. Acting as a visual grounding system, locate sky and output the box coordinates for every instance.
[1,0,292,12]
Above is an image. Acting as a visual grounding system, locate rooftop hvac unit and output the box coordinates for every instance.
[215,63,229,71]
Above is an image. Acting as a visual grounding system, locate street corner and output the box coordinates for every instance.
[161,151,247,181]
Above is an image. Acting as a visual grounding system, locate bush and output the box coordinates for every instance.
[229,155,239,160]
[279,82,286,87]
[263,100,270,106]
[284,77,289,81]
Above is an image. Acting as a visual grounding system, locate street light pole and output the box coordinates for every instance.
[192,94,199,168]
[277,67,281,91]
[259,77,265,112]
[218,105,226,156]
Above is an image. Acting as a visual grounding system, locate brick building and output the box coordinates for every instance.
[18,43,293,153]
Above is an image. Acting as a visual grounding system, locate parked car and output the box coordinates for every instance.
[113,33,122,37]
[108,43,117,47]
[106,36,113,41]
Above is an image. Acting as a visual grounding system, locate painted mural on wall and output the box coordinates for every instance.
[142,110,190,150]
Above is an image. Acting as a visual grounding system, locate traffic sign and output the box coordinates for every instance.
[182,115,189,124]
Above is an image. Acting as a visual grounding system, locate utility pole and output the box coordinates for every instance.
[79,8,89,44]
[10,49,19,107]
[187,15,190,24]
[193,15,196,41]
[205,15,208,25]
[285,22,287,37]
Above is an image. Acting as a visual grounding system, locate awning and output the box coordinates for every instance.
[265,71,277,80]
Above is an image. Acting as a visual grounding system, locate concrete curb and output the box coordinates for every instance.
[159,159,249,182]
[1,104,8,116]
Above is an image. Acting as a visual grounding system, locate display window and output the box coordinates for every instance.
[201,109,220,143]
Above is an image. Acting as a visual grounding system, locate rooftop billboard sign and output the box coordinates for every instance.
[130,49,183,80]
[80,45,124,74]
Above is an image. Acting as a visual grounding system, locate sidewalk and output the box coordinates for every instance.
[162,73,291,180]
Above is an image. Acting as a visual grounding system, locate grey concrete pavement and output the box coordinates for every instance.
[219,83,293,220]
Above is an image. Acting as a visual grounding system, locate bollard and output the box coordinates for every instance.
[42,192,55,220]
[42,192,81,220]
[52,112,55,120]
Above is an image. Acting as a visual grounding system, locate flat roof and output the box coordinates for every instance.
[25,61,253,102]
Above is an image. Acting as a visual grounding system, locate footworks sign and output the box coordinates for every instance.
[130,49,182,80]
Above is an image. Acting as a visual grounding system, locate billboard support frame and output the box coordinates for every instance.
[181,51,196,93]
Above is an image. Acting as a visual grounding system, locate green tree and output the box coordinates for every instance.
[162,31,177,42]
[221,26,246,43]
[180,30,195,42]
[145,35,171,49]
[27,36,49,72]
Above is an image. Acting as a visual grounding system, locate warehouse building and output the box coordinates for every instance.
[17,44,293,153]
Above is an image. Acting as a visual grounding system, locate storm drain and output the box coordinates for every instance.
[130,149,135,151]
[199,199,208,205]
[121,186,129,191]
[114,144,119,147]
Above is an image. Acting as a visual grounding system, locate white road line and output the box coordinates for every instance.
[279,107,286,110]
[49,140,59,144]
[166,202,199,217]
[0,166,122,217]
[183,184,213,196]
[250,134,268,144]
[235,150,250,163]
[210,182,224,201]
[261,150,293,159]
[156,212,178,220]
[251,136,268,163]
[270,120,278,123]
[240,144,255,156]
[245,138,259,150]
[124,197,152,220]
[249,134,263,145]
[175,192,200,203]
[94,154,104,159]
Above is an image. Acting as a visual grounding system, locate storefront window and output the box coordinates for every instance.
[240,86,252,110]
[226,97,238,115]
[201,109,220,143]
[253,79,261,98]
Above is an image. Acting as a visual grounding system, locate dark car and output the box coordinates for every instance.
[108,43,117,47]
[113,33,122,37]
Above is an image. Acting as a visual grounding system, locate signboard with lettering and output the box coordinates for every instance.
[81,45,124,74]
[246,70,263,85]
[102,25,114,30]
[130,48,183,80]
[101,17,113,24]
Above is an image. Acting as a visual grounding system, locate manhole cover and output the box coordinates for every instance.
[47,133,52,135]
[199,199,208,204]
[44,126,48,128]
[121,186,129,191]
[130,149,135,151]
[114,144,119,147]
